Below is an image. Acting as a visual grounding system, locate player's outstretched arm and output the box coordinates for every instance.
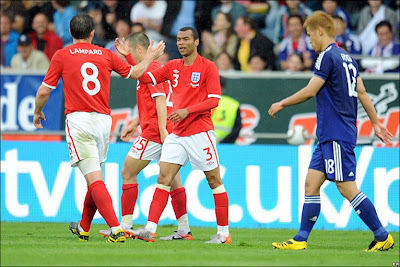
[115,37,130,56]
[120,117,140,142]
[268,76,324,118]
[357,77,393,144]
[33,85,52,128]
[129,40,165,79]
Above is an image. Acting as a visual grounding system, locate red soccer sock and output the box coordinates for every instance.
[90,180,120,228]
[171,187,187,220]
[80,186,97,232]
[148,187,169,224]
[121,183,138,216]
[213,192,229,226]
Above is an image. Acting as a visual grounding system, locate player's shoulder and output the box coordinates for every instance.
[197,55,218,70]
[149,59,163,70]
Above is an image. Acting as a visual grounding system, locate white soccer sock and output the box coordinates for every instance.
[121,215,133,228]
[177,214,190,233]
[111,225,122,235]
[217,225,229,237]
[145,221,158,234]
[78,223,84,233]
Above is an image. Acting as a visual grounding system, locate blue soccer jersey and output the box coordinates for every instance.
[313,43,359,145]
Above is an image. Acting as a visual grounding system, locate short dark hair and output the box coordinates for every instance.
[288,14,303,24]
[70,14,95,40]
[179,27,199,40]
[240,16,257,30]
[55,0,70,8]
[375,20,392,33]
[125,32,150,49]
[332,14,345,22]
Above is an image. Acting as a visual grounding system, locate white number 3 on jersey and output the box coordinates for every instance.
[81,62,101,96]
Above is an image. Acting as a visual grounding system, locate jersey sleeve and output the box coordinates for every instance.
[205,62,221,99]
[149,82,168,98]
[42,50,63,89]
[141,62,171,86]
[313,51,332,81]
[110,51,133,79]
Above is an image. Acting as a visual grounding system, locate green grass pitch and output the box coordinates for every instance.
[1,222,398,266]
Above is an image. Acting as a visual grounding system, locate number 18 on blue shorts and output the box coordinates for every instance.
[309,140,357,182]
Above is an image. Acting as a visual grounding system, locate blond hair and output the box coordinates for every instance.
[303,11,335,38]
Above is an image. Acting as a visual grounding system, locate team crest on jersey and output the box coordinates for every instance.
[191,72,201,83]
[173,69,179,74]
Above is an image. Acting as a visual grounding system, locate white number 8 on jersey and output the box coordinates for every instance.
[81,62,101,96]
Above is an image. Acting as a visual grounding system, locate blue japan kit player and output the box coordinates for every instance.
[268,11,394,252]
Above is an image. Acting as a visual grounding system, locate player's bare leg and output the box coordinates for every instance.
[132,162,181,242]
[160,172,193,240]
[273,169,325,249]
[203,166,231,244]
[335,180,394,252]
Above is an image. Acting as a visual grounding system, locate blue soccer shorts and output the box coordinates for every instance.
[309,140,357,182]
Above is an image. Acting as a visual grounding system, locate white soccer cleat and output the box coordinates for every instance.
[205,233,232,244]
[131,226,156,242]
[159,230,193,240]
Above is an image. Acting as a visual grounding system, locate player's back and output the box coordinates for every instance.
[314,43,359,144]
[43,42,132,115]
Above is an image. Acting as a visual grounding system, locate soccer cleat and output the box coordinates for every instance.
[131,227,156,242]
[106,229,126,243]
[205,233,232,244]
[159,230,193,241]
[272,239,307,250]
[69,222,89,241]
[365,234,394,252]
[99,226,135,239]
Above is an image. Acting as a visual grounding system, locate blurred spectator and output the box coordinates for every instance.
[361,21,400,73]
[358,0,398,55]
[321,0,351,31]
[242,0,269,29]
[286,53,304,73]
[29,13,63,60]
[87,3,108,47]
[278,0,312,40]
[106,18,132,54]
[233,16,275,71]
[157,51,170,66]
[161,0,218,59]
[201,12,238,61]
[23,1,55,34]
[278,15,315,71]
[262,0,281,44]
[10,34,49,70]
[211,0,247,25]
[12,9,27,34]
[249,55,267,72]
[216,51,234,72]
[0,0,26,20]
[131,22,146,33]
[211,76,242,144]
[51,0,77,45]
[100,0,134,42]
[130,0,166,34]
[1,12,19,67]
[333,15,362,55]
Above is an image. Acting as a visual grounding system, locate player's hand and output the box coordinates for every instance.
[33,111,46,129]
[115,37,130,56]
[147,40,165,60]
[268,102,284,118]
[121,122,138,142]
[372,121,393,145]
[160,128,169,143]
[168,108,189,123]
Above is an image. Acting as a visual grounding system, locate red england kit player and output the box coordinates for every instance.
[33,14,165,243]
[122,27,231,244]
[99,32,193,241]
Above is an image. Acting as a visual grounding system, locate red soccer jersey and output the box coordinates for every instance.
[42,42,133,115]
[143,55,221,137]
[137,60,173,144]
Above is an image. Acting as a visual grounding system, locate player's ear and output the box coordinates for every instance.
[90,30,95,38]
[194,38,199,47]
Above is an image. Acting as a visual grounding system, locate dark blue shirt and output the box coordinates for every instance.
[313,43,359,145]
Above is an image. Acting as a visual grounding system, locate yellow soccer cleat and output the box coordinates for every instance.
[272,239,307,250]
[106,228,126,243]
[365,234,394,252]
[69,222,89,241]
